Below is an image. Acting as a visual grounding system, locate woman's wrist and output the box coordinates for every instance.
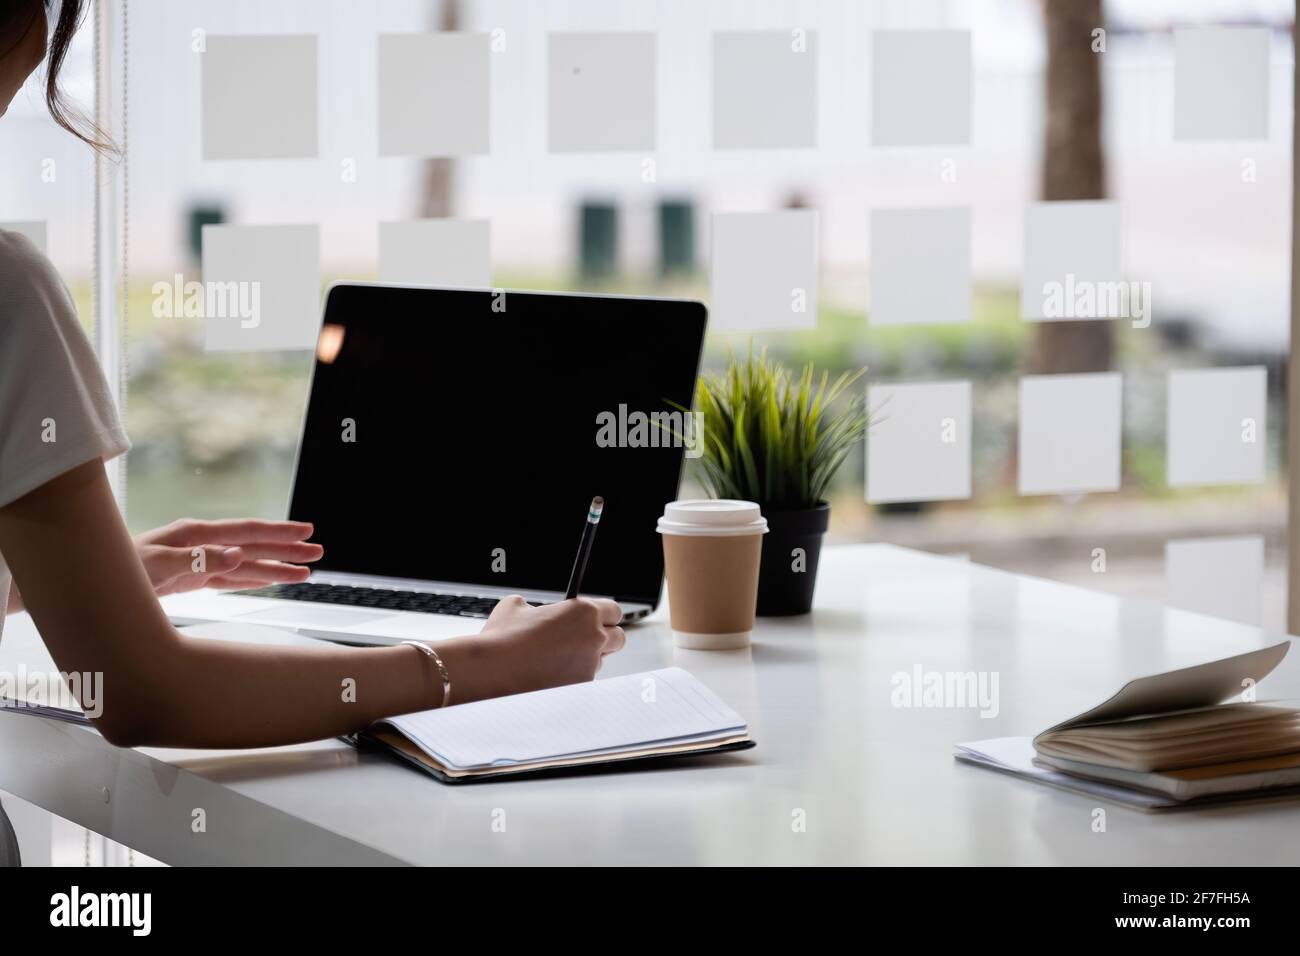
[432,636,506,705]
[399,641,447,709]
[402,640,451,707]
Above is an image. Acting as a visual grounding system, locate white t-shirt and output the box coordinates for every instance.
[0,229,130,647]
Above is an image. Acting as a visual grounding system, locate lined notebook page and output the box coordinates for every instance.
[383,668,746,771]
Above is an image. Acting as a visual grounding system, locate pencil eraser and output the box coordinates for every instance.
[1019,372,1122,495]
[867,381,972,503]
[869,207,970,325]
[200,224,320,352]
[201,35,318,160]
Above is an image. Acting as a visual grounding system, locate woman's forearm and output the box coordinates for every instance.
[104,635,447,749]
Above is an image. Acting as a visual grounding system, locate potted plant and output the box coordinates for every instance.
[683,349,870,616]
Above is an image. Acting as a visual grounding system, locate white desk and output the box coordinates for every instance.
[2,544,1298,866]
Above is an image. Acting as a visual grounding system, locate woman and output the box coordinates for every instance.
[0,3,624,750]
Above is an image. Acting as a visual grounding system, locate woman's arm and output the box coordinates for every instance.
[0,459,624,749]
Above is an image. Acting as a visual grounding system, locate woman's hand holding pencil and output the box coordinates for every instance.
[434,596,626,703]
[421,496,623,704]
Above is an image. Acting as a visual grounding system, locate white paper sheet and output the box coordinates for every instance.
[955,737,1175,810]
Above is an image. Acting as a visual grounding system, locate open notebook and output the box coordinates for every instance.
[957,641,1300,810]
[359,667,754,783]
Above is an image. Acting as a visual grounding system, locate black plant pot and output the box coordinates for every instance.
[755,502,830,616]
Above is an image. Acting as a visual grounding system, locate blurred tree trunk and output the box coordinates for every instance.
[419,0,459,218]
[1032,0,1112,374]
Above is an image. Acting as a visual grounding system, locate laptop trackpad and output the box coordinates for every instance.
[235,605,394,628]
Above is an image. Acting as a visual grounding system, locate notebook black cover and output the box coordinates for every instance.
[355,731,756,785]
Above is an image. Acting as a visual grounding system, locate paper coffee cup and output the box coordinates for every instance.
[657,500,767,649]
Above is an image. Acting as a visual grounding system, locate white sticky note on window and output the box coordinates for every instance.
[1174,27,1269,141]
[870,208,969,325]
[710,210,818,332]
[548,32,656,152]
[1021,201,1123,321]
[1166,535,1263,626]
[201,224,320,352]
[379,219,490,287]
[712,31,817,149]
[1019,372,1122,495]
[871,30,971,147]
[201,35,318,160]
[0,221,47,254]
[867,381,971,503]
[378,33,489,157]
[1167,367,1266,487]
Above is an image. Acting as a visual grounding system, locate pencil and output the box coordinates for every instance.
[564,496,604,599]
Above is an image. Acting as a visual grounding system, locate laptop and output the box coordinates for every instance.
[163,283,708,646]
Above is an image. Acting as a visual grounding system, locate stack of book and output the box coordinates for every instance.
[957,642,1300,811]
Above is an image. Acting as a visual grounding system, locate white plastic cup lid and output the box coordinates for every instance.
[657,499,768,536]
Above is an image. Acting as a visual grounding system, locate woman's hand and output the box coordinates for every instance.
[132,518,323,597]
[436,595,626,704]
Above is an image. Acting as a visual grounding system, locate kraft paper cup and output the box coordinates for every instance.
[658,500,767,650]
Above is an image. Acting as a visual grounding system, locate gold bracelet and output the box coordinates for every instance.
[402,640,451,706]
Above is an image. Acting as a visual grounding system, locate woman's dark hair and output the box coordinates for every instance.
[1,0,114,154]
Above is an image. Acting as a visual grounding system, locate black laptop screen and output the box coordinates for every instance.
[288,285,707,607]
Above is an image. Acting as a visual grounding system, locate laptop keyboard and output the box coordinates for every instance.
[234,582,540,618]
